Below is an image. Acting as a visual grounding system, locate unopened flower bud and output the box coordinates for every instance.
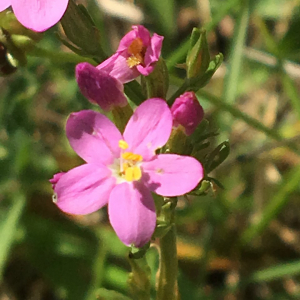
[171,91,204,136]
[76,62,128,111]
[186,28,210,79]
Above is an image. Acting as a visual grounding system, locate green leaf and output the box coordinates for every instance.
[204,140,230,173]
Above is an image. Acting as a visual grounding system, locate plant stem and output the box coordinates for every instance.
[156,224,178,300]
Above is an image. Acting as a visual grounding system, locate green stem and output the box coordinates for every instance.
[156,224,178,300]
[27,45,96,65]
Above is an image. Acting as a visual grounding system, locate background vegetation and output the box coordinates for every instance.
[1,0,300,299]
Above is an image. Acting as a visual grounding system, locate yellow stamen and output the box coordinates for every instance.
[122,152,143,162]
[124,166,142,181]
[132,166,142,180]
[126,37,146,68]
[119,140,129,149]
[127,56,142,68]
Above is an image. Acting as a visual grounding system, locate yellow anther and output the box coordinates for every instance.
[122,152,133,160]
[125,167,133,181]
[119,140,129,150]
[127,37,146,68]
[132,166,142,180]
[122,152,143,162]
[133,154,143,161]
[127,56,142,68]
[124,166,142,182]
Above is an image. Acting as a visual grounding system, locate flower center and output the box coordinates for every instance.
[118,140,143,182]
[127,37,147,68]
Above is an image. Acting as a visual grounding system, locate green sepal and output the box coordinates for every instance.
[111,103,133,132]
[187,52,223,92]
[129,243,150,260]
[141,57,169,99]
[167,126,193,155]
[204,140,230,173]
[193,141,210,152]
[189,119,209,143]
[196,179,211,195]
[127,253,151,300]
[186,28,210,79]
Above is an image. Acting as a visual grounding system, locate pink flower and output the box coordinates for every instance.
[97,25,164,83]
[51,98,203,247]
[76,62,128,111]
[0,0,69,32]
[171,92,204,136]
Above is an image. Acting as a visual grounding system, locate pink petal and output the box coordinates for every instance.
[123,98,172,160]
[11,0,68,32]
[137,33,164,76]
[66,110,122,165]
[117,25,151,51]
[76,62,128,111]
[97,25,160,83]
[108,182,156,247]
[142,154,204,196]
[97,53,139,84]
[49,172,65,189]
[54,163,116,215]
[134,25,151,46]
[0,0,11,11]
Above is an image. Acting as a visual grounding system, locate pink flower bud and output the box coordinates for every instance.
[76,62,128,111]
[171,92,204,136]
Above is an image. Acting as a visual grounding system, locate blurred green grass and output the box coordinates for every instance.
[1,0,300,299]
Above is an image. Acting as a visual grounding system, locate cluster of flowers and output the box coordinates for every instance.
[44,25,205,248]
